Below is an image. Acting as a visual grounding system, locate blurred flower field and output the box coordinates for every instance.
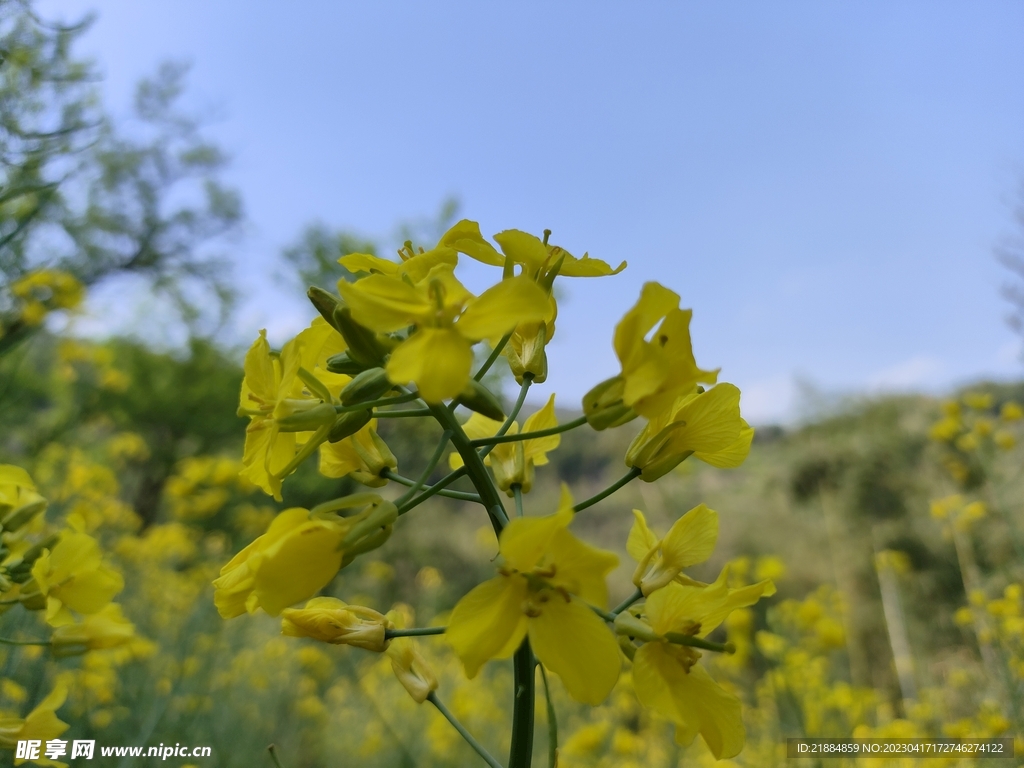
[1,254,1023,768]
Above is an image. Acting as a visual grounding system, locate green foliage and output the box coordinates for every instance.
[1,1,241,343]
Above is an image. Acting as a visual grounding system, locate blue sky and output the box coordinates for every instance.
[43,1,1024,423]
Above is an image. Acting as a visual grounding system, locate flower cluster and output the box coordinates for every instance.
[217,220,774,764]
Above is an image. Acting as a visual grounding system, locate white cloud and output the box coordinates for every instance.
[865,355,944,392]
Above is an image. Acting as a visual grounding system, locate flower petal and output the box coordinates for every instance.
[338,274,430,333]
[522,394,560,465]
[499,502,573,572]
[386,328,474,403]
[493,229,549,273]
[447,576,528,677]
[695,422,754,469]
[558,251,627,277]
[626,509,660,562]
[633,644,744,759]
[547,529,619,608]
[660,503,718,570]
[530,595,621,705]
[456,276,550,342]
[440,219,504,266]
[252,519,345,615]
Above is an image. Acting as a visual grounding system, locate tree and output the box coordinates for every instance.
[0,1,242,347]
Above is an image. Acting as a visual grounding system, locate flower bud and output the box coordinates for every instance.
[276,402,338,432]
[341,499,398,549]
[350,428,397,486]
[454,379,505,421]
[325,350,365,375]
[506,323,548,385]
[583,377,637,430]
[341,367,393,406]
[613,611,661,643]
[332,306,389,368]
[281,597,391,652]
[328,409,373,442]
[307,287,344,332]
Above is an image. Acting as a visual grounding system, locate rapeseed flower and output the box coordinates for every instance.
[214,507,352,618]
[447,488,621,704]
[338,265,549,402]
[281,597,391,651]
[50,603,136,657]
[0,685,69,763]
[448,394,560,493]
[628,505,718,595]
[318,420,397,487]
[626,384,752,481]
[30,531,124,626]
[627,571,774,759]
[440,220,625,279]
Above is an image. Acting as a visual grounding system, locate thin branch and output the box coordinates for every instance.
[427,692,505,768]
[470,415,588,447]
[573,467,641,514]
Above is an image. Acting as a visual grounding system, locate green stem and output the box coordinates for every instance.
[573,467,641,514]
[373,408,432,418]
[611,587,644,617]
[271,422,332,479]
[395,430,452,507]
[427,404,509,535]
[479,377,533,461]
[512,484,524,518]
[267,744,286,768]
[664,632,736,654]
[474,332,513,382]
[395,466,468,516]
[471,416,587,447]
[0,637,50,646]
[428,691,505,768]
[590,605,616,623]
[385,470,481,503]
[538,664,557,768]
[508,640,536,768]
[334,391,421,414]
[385,626,446,639]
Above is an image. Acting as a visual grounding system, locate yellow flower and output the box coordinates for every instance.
[440,220,626,279]
[625,385,752,481]
[0,684,69,759]
[50,603,136,657]
[338,265,549,402]
[281,597,391,651]
[994,430,1015,450]
[963,392,992,410]
[340,240,458,283]
[1001,401,1023,421]
[628,572,774,759]
[928,416,961,442]
[386,637,438,703]
[612,282,719,419]
[446,488,621,704]
[214,502,391,618]
[448,394,561,493]
[30,531,124,626]
[628,505,718,595]
[318,419,397,487]
[239,330,330,500]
